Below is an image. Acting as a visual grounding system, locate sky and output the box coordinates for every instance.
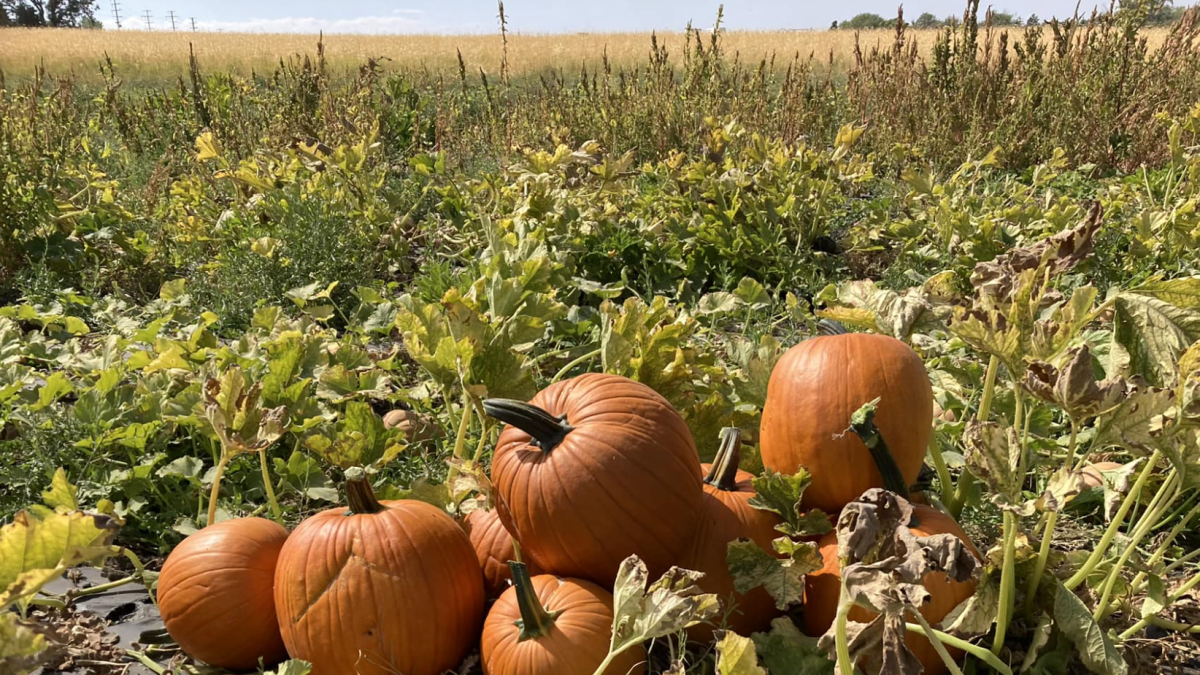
[105,1,1115,34]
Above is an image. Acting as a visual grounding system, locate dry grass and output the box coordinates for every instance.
[0,26,1174,84]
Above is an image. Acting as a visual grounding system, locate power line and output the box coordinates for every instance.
[142,9,153,30]
[110,0,122,28]
[167,10,178,31]
[190,17,197,32]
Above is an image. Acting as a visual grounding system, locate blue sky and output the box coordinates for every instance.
[108,1,1113,33]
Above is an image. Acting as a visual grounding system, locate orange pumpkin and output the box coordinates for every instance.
[486,373,703,587]
[462,507,538,598]
[682,428,784,643]
[803,505,980,675]
[481,562,646,675]
[760,331,932,513]
[274,478,485,675]
[1080,461,1123,489]
[157,517,289,670]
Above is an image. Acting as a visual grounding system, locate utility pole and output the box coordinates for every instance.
[167,10,178,30]
[190,17,197,31]
[142,10,153,30]
[110,0,122,28]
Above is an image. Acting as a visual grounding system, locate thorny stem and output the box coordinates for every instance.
[1065,450,1162,591]
[705,428,743,491]
[905,623,1014,675]
[205,453,231,527]
[951,354,1000,517]
[1025,419,1078,614]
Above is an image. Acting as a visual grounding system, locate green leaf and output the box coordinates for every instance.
[1053,584,1128,675]
[749,468,831,538]
[726,538,822,610]
[157,456,204,482]
[0,613,45,675]
[734,278,770,309]
[1141,575,1166,620]
[41,469,78,513]
[608,555,720,656]
[265,660,314,675]
[1091,388,1175,451]
[274,451,338,502]
[716,631,767,675]
[1112,286,1200,386]
[28,372,72,412]
[0,511,121,608]
[159,278,187,302]
[751,618,834,675]
[699,292,743,315]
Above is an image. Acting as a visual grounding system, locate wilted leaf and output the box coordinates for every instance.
[1022,346,1126,420]
[1113,280,1200,387]
[0,613,45,675]
[266,660,314,675]
[963,421,1023,507]
[1091,387,1175,451]
[715,631,767,675]
[194,131,222,161]
[941,571,1000,635]
[609,555,720,656]
[1035,465,1090,513]
[751,618,834,675]
[749,468,831,538]
[699,292,743,315]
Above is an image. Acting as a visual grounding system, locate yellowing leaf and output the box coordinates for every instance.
[716,631,767,675]
[0,613,45,675]
[41,469,78,513]
[194,131,222,161]
[0,511,121,608]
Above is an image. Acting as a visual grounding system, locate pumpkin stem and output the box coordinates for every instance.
[817,319,849,336]
[483,399,573,453]
[848,401,911,501]
[345,469,385,515]
[705,427,743,492]
[509,561,561,641]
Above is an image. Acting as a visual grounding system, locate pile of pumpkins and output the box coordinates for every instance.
[156,332,979,675]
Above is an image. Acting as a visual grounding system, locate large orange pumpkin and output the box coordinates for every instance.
[157,517,289,670]
[462,507,539,598]
[803,505,980,675]
[481,562,646,675]
[486,373,703,587]
[682,428,784,643]
[760,331,933,513]
[274,478,485,675]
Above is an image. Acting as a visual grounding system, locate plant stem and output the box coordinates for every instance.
[1065,449,1162,591]
[509,561,560,640]
[992,510,1017,656]
[483,398,574,452]
[65,575,138,601]
[124,650,167,675]
[258,448,283,522]
[705,427,742,491]
[1093,472,1178,620]
[927,432,954,504]
[834,563,855,675]
[912,614,964,675]
[1025,419,1078,614]
[205,453,231,526]
[345,473,385,515]
[848,403,910,499]
[551,348,600,383]
[905,622,1014,675]
[951,353,1000,517]
[1119,569,1200,640]
[1146,616,1200,633]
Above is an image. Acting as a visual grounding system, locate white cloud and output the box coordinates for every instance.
[133,12,436,34]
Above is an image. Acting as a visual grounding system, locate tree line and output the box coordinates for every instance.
[830,3,1193,30]
[0,0,99,27]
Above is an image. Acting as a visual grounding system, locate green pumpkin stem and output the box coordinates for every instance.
[484,399,574,453]
[705,427,743,491]
[509,561,561,641]
[848,404,912,501]
[345,471,385,515]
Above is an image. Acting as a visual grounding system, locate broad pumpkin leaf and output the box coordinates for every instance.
[608,555,720,656]
[1053,583,1128,675]
[0,613,44,675]
[751,618,833,675]
[0,510,121,608]
[748,468,832,538]
[40,468,79,513]
[1112,278,1200,386]
[727,537,822,610]
[1091,387,1175,451]
[715,631,767,675]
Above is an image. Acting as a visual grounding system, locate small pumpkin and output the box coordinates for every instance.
[682,428,784,642]
[1080,461,1124,489]
[481,562,646,675]
[462,507,539,598]
[157,517,289,670]
[486,373,703,587]
[760,329,933,513]
[383,409,441,442]
[803,504,981,675]
[274,475,485,675]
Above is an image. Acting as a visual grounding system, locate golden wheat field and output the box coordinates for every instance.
[0,26,1174,83]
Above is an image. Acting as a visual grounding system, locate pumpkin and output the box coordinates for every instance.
[481,562,646,675]
[383,409,440,442]
[760,330,933,513]
[274,477,485,675]
[1080,461,1123,489]
[682,428,784,642]
[486,373,703,587]
[157,517,289,670]
[462,507,538,598]
[803,505,980,675]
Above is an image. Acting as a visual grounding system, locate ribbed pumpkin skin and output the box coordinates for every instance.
[157,517,289,670]
[683,464,784,643]
[803,506,980,675]
[462,508,537,598]
[274,500,485,675]
[481,575,646,675]
[760,333,933,513]
[491,373,703,587]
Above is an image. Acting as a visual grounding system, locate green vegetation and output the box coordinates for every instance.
[1,2,1199,674]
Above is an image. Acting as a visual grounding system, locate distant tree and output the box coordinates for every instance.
[989,11,1020,26]
[0,0,98,27]
[80,13,100,28]
[1145,5,1187,25]
[841,12,891,29]
[1027,13,1041,25]
[913,12,942,28]
[830,20,838,30]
